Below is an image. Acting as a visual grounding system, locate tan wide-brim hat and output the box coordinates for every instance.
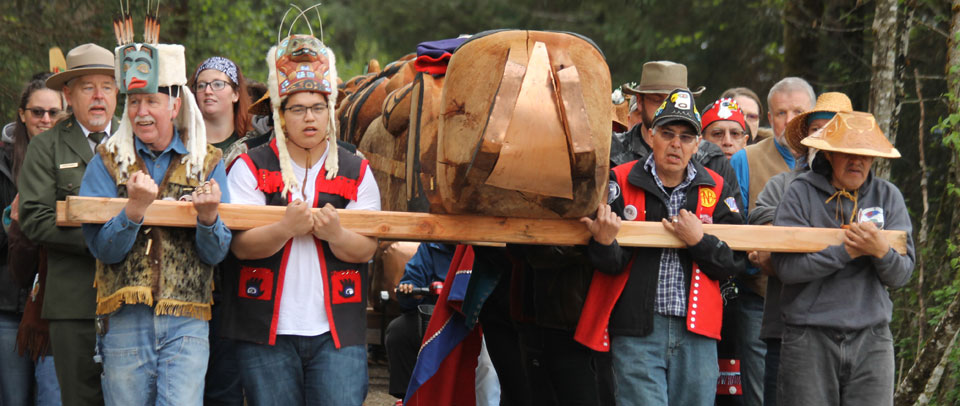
[801,111,901,158]
[786,92,853,154]
[46,43,116,90]
[622,61,705,96]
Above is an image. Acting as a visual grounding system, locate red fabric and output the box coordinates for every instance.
[404,245,482,406]
[687,169,724,340]
[414,53,453,75]
[701,98,746,133]
[575,162,726,351]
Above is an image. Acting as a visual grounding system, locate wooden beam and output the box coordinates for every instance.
[59,196,908,254]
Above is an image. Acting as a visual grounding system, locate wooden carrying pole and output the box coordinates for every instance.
[57,196,909,254]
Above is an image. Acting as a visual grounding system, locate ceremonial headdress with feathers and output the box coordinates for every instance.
[250,4,339,198]
[105,0,208,182]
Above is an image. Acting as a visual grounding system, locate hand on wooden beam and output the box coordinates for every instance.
[125,171,159,223]
[192,179,222,226]
[661,209,704,247]
[843,222,891,259]
[580,204,620,245]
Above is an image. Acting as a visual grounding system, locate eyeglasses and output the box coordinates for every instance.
[195,80,231,92]
[656,128,699,144]
[707,128,746,140]
[283,104,328,117]
[26,108,61,118]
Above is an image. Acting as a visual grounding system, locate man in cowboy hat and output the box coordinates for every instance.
[611,61,705,166]
[581,89,746,405]
[746,91,853,406]
[17,43,118,405]
[726,76,816,406]
[79,16,232,402]
[772,111,914,406]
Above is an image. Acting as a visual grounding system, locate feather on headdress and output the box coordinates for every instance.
[105,0,208,182]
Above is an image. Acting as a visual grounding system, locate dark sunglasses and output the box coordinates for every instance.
[26,108,61,118]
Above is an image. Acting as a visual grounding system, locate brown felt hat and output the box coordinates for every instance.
[45,44,116,90]
[785,92,853,155]
[801,111,901,158]
[622,61,705,97]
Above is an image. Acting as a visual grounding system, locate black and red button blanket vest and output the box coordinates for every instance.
[220,140,370,348]
[575,161,725,351]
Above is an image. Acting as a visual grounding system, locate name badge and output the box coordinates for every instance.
[59,162,79,169]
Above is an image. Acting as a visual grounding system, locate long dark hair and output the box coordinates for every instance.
[188,58,253,137]
[12,72,57,184]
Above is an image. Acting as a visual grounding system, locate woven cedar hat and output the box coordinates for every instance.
[651,89,702,134]
[45,44,116,90]
[786,92,853,155]
[800,111,900,158]
[622,61,705,97]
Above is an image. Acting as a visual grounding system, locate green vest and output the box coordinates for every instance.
[94,142,222,320]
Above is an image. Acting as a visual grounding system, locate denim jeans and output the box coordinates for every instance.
[97,304,209,406]
[0,311,33,406]
[778,324,894,406]
[35,356,62,406]
[236,333,368,406]
[204,297,243,406]
[611,314,719,406]
[735,291,766,406]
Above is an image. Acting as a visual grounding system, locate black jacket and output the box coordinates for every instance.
[588,159,747,337]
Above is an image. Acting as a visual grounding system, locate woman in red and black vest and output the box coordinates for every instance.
[578,89,747,406]
[219,29,379,406]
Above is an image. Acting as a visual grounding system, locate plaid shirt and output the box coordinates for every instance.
[643,155,697,317]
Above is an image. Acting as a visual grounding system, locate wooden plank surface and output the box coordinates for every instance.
[59,196,908,254]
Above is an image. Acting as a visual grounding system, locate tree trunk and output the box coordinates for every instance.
[894,293,960,405]
[869,0,899,179]
[782,0,823,80]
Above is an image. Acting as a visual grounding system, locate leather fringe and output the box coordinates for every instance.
[96,287,154,316]
[155,299,212,321]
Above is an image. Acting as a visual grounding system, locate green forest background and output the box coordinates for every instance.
[1,0,959,404]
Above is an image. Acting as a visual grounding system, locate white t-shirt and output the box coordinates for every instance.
[227,149,380,336]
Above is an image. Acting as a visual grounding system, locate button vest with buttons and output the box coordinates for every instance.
[575,160,726,351]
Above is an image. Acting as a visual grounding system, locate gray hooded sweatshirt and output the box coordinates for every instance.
[771,170,915,330]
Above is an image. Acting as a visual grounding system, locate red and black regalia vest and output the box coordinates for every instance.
[220,139,371,348]
[575,160,725,351]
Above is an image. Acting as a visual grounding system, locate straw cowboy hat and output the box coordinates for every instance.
[785,92,853,154]
[801,111,901,158]
[622,61,705,96]
[45,43,116,90]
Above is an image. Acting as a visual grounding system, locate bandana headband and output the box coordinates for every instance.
[194,56,239,85]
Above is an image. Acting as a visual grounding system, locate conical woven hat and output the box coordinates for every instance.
[786,92,852,154]
[800,111,900,158]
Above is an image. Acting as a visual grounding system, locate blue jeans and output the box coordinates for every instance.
[97,304,209,406]
[35,355,62,406]
[236,333,368,406]
[611,314,719,406]
[0,311,33,406]
[735,291,766,406]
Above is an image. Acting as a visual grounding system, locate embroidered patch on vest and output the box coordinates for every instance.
[699,188,717,208]
[331,270,362,304]
[238,267,274,301]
